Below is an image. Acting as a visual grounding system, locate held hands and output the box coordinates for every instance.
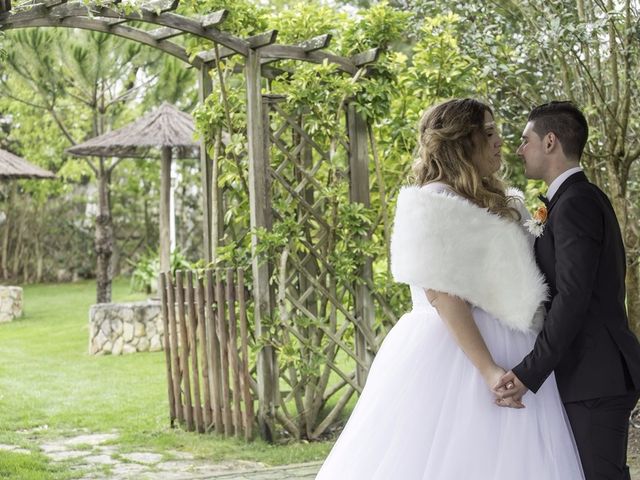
[492,370,528,409]
[482,366,525,409]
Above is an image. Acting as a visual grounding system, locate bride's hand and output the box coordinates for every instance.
[481,364,506,390]
[482,365,525,409]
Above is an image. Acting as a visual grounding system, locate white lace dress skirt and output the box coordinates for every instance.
[316,287,584,480]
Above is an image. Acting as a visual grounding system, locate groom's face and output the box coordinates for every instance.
[517,121,545,180]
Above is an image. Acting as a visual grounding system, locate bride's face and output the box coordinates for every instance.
[471,110,503,177]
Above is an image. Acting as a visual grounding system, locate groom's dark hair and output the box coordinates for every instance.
[528,101,588,160]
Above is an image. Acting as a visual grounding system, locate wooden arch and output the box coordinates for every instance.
[0,1,378,74]
[0,0,379,259]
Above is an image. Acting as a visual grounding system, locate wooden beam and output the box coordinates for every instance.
[259,65,288,79]
[297,33,331,52]
[195,30,278,64]
[28,3,250,55]
[3,16,201,67]
[148,25,182,40]
[145,0,180,14]
[351,47,381,67]
[3,3,47,20]
[159,0,179,14]
[200,9,227,29]
[104,18,129,26]
[259,44,356,74]
[44,0,67,8]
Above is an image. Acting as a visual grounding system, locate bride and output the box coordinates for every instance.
[316,98,584,479]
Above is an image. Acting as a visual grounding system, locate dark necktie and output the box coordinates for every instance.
[538,194,550,207]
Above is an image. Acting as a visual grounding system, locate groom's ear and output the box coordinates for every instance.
[543,132,557,153]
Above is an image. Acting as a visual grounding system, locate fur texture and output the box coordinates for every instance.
[390,186,547,332]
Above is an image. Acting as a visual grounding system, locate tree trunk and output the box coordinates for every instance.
[12,213,23,279]
[95,159,113,303]
[1,184,15,280]
[625,226,640,336]
[606,167,640,336]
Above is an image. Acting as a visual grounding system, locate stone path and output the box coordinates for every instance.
[182,462,321,479]
[0,431,321,479]
[5,430,637,479]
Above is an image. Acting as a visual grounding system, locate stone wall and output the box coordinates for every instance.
[89,300,163,355]
[0,286,23,323]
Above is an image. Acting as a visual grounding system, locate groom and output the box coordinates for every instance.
[494,101,640,479]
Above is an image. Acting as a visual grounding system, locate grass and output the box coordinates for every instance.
[0,450,78,480]
[0,278,334,475]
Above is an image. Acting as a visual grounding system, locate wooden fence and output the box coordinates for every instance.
[160,268,254,440]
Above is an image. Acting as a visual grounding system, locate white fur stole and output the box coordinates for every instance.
[390,186,547,333]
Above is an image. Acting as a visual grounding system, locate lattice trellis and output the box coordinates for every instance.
[244,95,380,440]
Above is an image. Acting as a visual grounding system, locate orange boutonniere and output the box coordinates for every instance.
[533,205,547,223]
[525,204,548,237]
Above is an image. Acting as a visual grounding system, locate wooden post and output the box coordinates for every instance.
[346,103,375,389]
[245,48,276,442]
[160,146,172,273]
[176,270,194,431]
[186,271,204,432]
[166,273,183,424]
[195,275,213,430]
[160,273,176,426]
[198,66,214,265]
[0,0,11,14]
[215,270,232,435]
[205,269,224,433]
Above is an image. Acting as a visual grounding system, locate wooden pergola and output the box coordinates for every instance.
[0,0,382,439]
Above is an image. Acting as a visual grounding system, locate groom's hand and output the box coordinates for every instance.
[493,370,528,406]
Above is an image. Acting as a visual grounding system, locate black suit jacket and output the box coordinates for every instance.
[513,171,640,403]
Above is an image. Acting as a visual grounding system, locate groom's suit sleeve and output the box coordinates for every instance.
[512,193,604,393]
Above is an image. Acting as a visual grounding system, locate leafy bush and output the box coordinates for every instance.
[129,249,193,294]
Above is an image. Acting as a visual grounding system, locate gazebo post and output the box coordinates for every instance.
[198,65,214,265]
[160,146,172,274]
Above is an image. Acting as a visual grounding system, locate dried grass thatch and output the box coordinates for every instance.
[66,102,198,158]
[0,149,55,179]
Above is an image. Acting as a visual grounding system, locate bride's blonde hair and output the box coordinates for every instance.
[414,98,520,220]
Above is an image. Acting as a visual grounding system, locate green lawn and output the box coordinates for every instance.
[0,279,333,476]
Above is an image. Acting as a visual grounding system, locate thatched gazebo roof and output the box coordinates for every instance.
[0,148,55,179]
[65,102,199,274]
[66,102,198,158]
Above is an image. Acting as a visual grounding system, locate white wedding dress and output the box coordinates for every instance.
[316,184,585,480]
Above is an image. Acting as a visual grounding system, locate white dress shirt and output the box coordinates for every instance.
[547,166,583,201]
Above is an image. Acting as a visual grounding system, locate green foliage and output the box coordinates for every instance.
[328,200,377,285]
[129,249,194,294]
[270,1,349,44]
[339,0,412,54]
